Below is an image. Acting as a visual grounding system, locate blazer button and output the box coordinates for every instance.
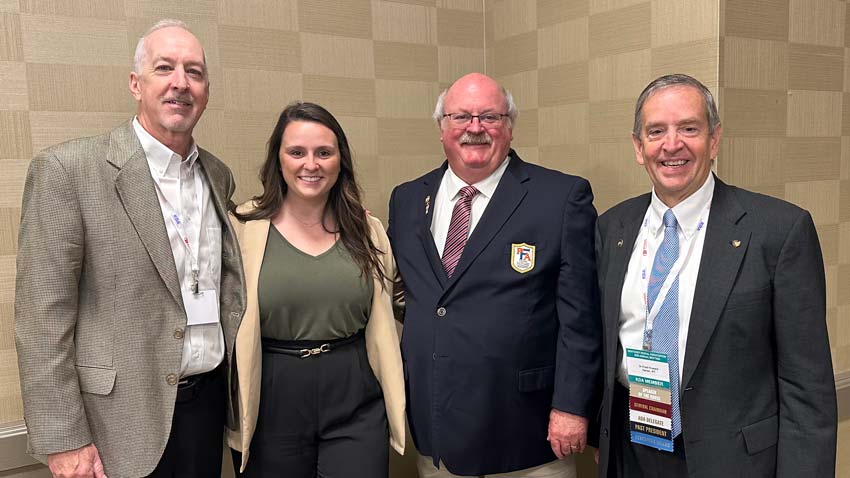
[603,428,609,437]
[173,328,184,340]
[436,307,446,317]
[166,373,178,386]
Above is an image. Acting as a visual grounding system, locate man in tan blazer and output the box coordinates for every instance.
[15,19,245,478]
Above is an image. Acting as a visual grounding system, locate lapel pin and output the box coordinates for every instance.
[617,239,624,248]
[731,239,741,248]
[425,195,430,215]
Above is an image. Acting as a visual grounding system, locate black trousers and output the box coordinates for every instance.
[234,333,388,478]
[147,364,226,478]
[611,384,688,478]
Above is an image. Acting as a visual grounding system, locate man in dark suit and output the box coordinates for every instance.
[387,72,601,477]
[15,20,245,477]
[595,74,837,477]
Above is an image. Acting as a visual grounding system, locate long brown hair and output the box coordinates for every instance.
[232,102,386,285]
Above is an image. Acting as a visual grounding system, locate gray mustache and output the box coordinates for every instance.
[459,133,492,145]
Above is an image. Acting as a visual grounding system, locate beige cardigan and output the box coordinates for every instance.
[227,207,405,472]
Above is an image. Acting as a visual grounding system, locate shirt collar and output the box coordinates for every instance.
[648,172,715,239]
[444,155,511,200]
[133,116,199,178]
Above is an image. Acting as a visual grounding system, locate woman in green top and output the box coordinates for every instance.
[228,102,405,477]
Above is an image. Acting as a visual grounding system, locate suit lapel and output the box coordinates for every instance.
[110,122,183,308]
[447,152,528,287]
[682,179,749,389]
[416,164,449,288]
[606,197,649,355]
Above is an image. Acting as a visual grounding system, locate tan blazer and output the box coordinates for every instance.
[227,205,405,472]
[14,121,245,477]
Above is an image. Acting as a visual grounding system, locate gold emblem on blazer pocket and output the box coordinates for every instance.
[510,243,536,273]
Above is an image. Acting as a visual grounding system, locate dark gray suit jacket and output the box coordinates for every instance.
[15,121,245,477]
[595,176,836,477]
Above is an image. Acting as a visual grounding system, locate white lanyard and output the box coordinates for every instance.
[151,162,204,294]
[638,205,708,350]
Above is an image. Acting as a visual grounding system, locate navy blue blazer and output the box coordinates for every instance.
[595,177,837,477]
[388,151,601,475]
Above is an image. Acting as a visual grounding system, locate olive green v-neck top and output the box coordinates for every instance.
[258,226,373,340]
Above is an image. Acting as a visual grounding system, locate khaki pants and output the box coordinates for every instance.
[416,455,576,478]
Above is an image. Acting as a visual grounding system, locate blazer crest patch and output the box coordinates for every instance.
[510,243,535,273]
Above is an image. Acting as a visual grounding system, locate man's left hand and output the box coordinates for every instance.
[547,409,588,459]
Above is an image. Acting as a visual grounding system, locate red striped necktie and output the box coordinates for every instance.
[441,185,478,277]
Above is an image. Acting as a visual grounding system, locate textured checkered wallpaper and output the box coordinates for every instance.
[1,1,848,474]
[485,0,721,210]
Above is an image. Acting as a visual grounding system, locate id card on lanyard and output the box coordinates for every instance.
[152,163,219,326]
[626,348,674,450]
[626,204,707,452]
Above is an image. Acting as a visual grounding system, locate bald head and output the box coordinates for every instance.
[448,73,501,101]
[433,73,517,126]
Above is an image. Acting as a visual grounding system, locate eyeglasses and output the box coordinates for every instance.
[442,112,509,127]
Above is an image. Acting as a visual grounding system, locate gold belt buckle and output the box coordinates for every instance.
[299,343,331,358]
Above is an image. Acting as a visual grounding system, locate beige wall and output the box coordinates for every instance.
[485,0,720,213]
[1,0,848,477]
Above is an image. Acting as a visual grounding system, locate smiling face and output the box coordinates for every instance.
[129,26,208,155]
[279,120,341,206]
[633,85,722,207]
[439,73,513,184]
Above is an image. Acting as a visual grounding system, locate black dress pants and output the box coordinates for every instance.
[234,334,388,478]
[611,384,688,478]
[147,365,226,478]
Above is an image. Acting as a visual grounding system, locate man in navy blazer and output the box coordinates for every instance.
[388,73,601,477]
[595,74,836,477]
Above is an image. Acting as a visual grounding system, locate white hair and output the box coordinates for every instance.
[432,82,518,126]
[132,19,206,76]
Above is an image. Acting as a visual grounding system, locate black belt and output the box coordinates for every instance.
[178,363,222,394]
[262,329,365,358]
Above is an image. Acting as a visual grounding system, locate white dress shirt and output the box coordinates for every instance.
[431,157,511,256]
[133,118,224,378]
[617,173,715,388]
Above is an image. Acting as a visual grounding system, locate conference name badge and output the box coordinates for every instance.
[626,348,674,452]
[510,243,535,273]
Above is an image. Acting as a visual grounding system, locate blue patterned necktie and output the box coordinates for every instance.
[646,209,682,438]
